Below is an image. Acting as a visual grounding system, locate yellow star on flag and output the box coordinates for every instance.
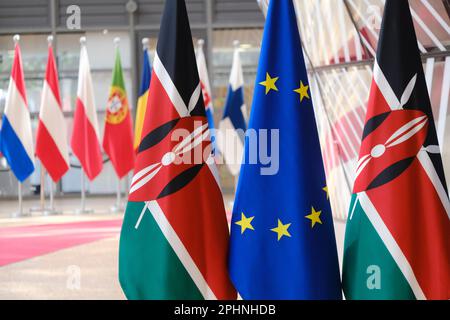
[270,219,292,241]
[235,213,255,234]
[305,207,322,228]
[259,72,279,95]
[294,81,310,102]
[323,186,329,199]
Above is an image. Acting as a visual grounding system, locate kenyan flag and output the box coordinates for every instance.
[342,0,450,300]
[118,0,236,300]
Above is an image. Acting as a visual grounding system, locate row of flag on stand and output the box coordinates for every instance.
[118,0,449,300]
[0,35,135,185]
[0,30,247,189]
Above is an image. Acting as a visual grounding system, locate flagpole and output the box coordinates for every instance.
[81,171,86,212]
[48,177,55,213]
[13,182,24,218]
[45,172,58,215]
[30,164,54,215]
[77,170,93,214]
[111,177,123,213]
[40,166,45,210]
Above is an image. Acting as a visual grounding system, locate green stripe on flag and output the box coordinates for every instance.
[119,201,203,300]
[111,48,125,90]
[342,194,416,300]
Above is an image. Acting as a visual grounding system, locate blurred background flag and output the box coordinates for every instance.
[228,0,342,299]
[342,0,450,300]
[70,37,103,181]
[133,38,152,151]
[217,40,247,176]
[102,38,135,179]
[196,39,217,155]
[35,36,69,182]
[0,35,34,182]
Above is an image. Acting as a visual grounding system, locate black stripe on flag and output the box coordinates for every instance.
[377,0,448,194]
[156,0,206,117]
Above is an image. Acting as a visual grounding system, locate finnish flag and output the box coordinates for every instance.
[218,42,247,176]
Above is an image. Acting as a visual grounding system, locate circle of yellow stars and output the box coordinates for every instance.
[234,185,329,240]
[259,72,310,102]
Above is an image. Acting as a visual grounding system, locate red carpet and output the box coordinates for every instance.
[0,219,122,267]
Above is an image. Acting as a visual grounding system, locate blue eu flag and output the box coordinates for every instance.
[228,0,342,299]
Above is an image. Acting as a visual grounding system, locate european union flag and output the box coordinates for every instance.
[228,0,342,300]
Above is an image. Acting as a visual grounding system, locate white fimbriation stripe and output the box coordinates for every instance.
[373,61,402,110]
[153,53,189,118]
[147,200,217,300]
[77,45,100,139]
[188,83,201,113]
[358,192,426,300]
[424,58,435,95]
[39,81,70,165]
[417,149,450,219]
[4,77,34,161]
[206,153,220,186]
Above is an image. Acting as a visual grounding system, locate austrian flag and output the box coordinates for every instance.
[36,37,70,182]
[118,0,236,300]
[343,0,450,300]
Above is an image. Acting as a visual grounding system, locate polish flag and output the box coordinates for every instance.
[70,37,103,180]
[36,36,70,182]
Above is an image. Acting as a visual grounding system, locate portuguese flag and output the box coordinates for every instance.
[102,43,135,178]
[118,0,236,300]
[342,0,450,300]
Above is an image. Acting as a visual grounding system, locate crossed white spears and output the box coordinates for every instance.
[349,73,441,220]
[131,122,210,229]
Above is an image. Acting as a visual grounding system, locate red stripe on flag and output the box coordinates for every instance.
[11,44,27,106]
[157,166,236,300]
[103,111,135,179]
[71,98,103,180]
[367,159,450,299]
[45,46,62,107]
[35,122,69,182]
[367,79,392,117]
[142,70,183,137]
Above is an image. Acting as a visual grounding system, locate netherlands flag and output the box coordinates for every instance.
[217,41,247,176]
[36,36,70,182]
[70,37,103,181]
[0,35,35,182]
